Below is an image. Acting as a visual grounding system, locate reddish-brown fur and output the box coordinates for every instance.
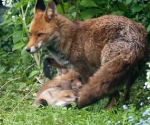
[37,69,82,96]
[34,69,81,106]
[26,0,148,109]
[34,87,78,107]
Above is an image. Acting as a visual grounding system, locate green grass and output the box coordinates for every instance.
[0,51,150,125]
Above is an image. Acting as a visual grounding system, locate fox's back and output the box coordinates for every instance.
[73,15,147,67]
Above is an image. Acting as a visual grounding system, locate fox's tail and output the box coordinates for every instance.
[77,51,140,107]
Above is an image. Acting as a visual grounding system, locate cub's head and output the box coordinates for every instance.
[34,88,78,107]
[56,69,83,91]
[54,90,78,107]
[26,0,59,53]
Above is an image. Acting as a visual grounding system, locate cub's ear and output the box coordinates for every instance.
[57,68,68,75]
[45,0,57,22]
[34,0,46,13]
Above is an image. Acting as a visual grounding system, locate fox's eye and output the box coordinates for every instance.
[28,32,32,37]
[69,79,74,83]
[65,95,70,98]
[37,33,43,37]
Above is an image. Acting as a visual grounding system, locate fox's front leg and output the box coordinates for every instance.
[43,58,67,79]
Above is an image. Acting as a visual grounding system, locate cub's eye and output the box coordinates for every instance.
[69,79,74,83]
[79,77,82,82]
[37,33,43,37]
[65,95,70,98]
[28,32,32,37]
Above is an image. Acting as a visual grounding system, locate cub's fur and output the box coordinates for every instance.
[34,69,82,106]
[27,0,148,109]
[37,68,82,94]
[34,87,78,107]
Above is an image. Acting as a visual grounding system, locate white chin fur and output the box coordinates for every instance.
[55,101,70,107]
[30,46,37,53]
[38,41,43,48]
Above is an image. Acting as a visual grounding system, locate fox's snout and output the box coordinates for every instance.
[25,46,38,53]
[25,47,31,52]
[25,41,43,53]
[75,97,78,102]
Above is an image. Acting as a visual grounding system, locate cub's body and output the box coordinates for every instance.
[34,69,81,107]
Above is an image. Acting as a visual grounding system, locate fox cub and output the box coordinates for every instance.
[27,0,148,109]
[34,69,82,107]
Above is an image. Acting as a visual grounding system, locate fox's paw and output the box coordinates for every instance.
[43,58,53,79]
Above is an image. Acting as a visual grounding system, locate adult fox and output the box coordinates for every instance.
[26,0,148,109]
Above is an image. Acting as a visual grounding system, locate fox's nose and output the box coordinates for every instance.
[75,97,78,102]
[26,48,31,52]
[78,85,83,89]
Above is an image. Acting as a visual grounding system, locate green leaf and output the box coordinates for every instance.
[81,9,99,20]
[117,2,128,12]
[57,3,69,14]
[126,0,132,5]
[93,0,107,4]
[13,30,23,43]
[29,70,39,78]
[147,25,150,32]
[12,41,25,51]
[15,2,22,8]
[111,11,125,16]
[80,0,98,7]
[132,4,143,13]
[21,49,31,64]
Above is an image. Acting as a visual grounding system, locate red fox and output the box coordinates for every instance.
[26,0,148,109]
[34,87,78,107]
[37,68,82,94]
[34,69,82,106]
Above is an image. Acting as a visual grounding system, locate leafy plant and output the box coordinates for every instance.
[0,0,150,124]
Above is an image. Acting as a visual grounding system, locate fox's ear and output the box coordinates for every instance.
[34,0,46,13]
[45,0,57,22]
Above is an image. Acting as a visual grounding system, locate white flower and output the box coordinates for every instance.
[147,96,150,100]
[128,116,134,122]
[140,102,144,106]
[146,72,150,79]
[147,84,150,89]
[146,75,150,80]
[123,105,128,110]
[2,0,12,7]
[143,85,147,89]
[12,15,15,19]
[145,82,148,86]
[22,17,25,20]
[107,120,111,124]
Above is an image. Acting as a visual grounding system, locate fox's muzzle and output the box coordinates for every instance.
[25,41,43,53]
[26,47,31,52]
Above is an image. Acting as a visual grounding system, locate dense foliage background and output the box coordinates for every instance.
[0,0,150,124]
